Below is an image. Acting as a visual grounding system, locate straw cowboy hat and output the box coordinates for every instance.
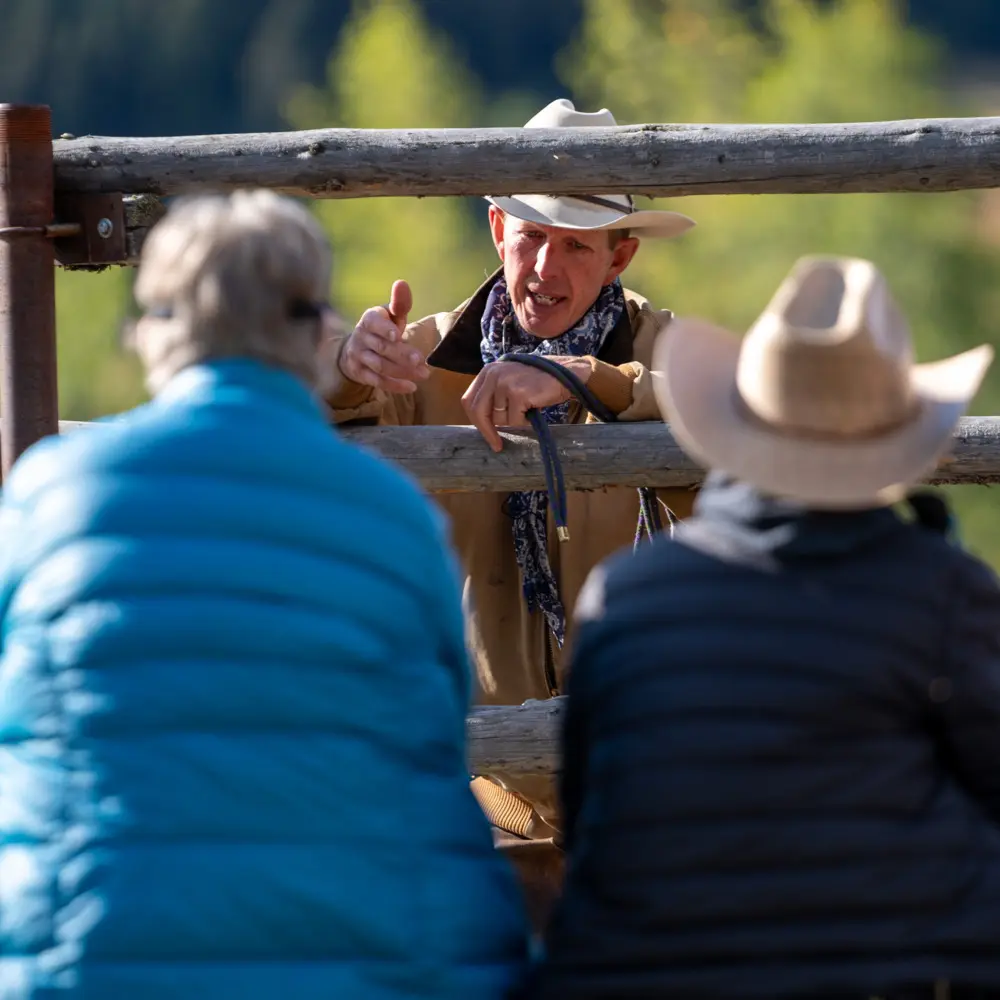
[653,255,993,508]
[486,99,695,239]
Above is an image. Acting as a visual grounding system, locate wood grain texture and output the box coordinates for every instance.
[467,698,564,776]
[44,417,1000,490]
[52,118,1000,199]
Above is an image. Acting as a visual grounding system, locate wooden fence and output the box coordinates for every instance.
[46,416,1000,492]
[5,107,1000,776]
[52,117,1000,199]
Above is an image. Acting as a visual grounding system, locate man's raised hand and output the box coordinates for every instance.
[338,280,429,393]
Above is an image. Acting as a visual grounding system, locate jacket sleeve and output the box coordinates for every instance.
[0,437,64,643]
[559,563,612,851]
[576,357,639,419]
[579,300,670,422]
[936,555,1000,823]
[581,358,663,422]
[559,667,589,853]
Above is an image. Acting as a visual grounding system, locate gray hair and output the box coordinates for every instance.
[132,189,333,394]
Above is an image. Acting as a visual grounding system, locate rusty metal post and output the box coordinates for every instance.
[0,104,58,479]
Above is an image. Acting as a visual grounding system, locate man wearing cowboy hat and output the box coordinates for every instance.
[322,99,695,852]
[523,255,1000,1000]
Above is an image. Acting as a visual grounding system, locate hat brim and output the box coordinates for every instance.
[651,319,993,508]
[486,195,695,240]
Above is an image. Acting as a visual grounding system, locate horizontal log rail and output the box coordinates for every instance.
[468,698,563,776]
[49,416,1000,490]
[52,117,1000,200]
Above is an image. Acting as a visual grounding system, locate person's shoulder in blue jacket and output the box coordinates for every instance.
[0,190,527,1000]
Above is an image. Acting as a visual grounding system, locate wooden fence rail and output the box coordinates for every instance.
[468,699,564,776]
[53,117,1000,200]
[7,108,997,788]
[13,106,1000,479]
[48,416,1000,490]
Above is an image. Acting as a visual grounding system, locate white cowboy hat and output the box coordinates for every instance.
[486,99,696,240]
[652,255,994,508]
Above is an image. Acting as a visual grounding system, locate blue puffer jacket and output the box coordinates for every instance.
[0,360,528,1000]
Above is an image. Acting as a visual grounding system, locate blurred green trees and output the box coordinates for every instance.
[560,0,1000,562]
[285,0,497,324]
[55,268,145,419]
[50,0,1000,562]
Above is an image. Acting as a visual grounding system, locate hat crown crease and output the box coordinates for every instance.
[736,259,917,440]
[485,99,696,240]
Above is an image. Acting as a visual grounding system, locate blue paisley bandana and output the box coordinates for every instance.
[480,275,625,645]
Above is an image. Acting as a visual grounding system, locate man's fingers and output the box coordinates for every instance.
[343,325,428,392]
[462,363,563,448]
[356,348,426,382]
[358,307,401,343]
[387,280,413,332]
[358,330,424,370]
[504,399,532,428]
[463,367,505,453]
[474,413,504,454]
[349,356,426,392]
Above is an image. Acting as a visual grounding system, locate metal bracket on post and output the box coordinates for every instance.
[52,191,126,268]
[0,103,59,480]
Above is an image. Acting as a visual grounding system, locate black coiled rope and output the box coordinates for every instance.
[498,353,676,551]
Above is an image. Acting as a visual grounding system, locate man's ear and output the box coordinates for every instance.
[487,205,506,261]
[604,236,641,285]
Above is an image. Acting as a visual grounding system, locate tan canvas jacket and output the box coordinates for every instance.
[322,272,697,830]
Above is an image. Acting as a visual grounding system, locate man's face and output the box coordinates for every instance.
[488,207,640,340]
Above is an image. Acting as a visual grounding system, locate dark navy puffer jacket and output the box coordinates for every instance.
[525,474,1000,1000]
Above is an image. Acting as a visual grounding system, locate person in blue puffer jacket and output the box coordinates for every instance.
[0,189,528,1000]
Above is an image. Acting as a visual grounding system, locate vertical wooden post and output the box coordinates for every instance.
[0,104,58,479]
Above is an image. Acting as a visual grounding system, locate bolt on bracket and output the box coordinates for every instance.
[52,192,126,268]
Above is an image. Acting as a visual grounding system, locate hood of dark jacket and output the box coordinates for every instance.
[682,470,947,567]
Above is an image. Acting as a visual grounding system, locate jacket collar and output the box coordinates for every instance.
[155,359,325,420]
[679,471,908,564]
[426,267,637,375]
